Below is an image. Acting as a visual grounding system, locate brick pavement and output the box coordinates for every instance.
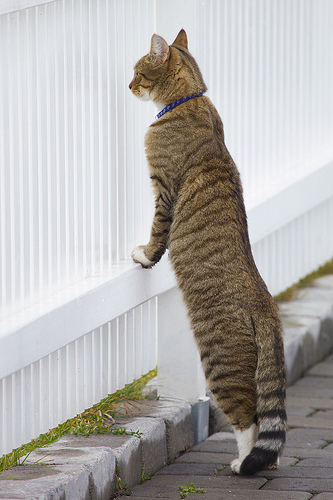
[127,353,333,499]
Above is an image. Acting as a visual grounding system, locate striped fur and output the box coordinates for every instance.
[129,30,286,475]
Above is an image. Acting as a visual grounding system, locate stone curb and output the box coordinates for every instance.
[279,275,333,385]
[0,401,194,499]
[0,275,333,499]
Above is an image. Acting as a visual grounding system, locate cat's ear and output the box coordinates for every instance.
[150,34,170,64]
[172,29,188,49]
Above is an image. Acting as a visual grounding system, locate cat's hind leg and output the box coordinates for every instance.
[230,423,258,475]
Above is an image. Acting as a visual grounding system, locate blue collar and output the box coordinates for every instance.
[155,91,204,119]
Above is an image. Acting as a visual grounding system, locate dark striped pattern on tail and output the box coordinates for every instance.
[240,409,287,476]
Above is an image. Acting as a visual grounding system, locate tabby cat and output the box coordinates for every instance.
[129,29,286,475]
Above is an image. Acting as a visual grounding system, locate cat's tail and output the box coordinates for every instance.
[240,317,287,476]
[239,409,287,475]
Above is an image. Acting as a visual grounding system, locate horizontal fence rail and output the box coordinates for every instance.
[1,0,333,457]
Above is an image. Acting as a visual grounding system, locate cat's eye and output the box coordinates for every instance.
[135,71,139,78]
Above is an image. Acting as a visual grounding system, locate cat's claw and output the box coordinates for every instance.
[265,458,279,470]
[230,459,242,475]
[131,246,155,268]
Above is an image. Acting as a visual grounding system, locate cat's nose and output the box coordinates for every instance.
[129,79,133,90]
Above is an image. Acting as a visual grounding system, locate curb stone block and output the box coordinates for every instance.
[307,360,333,377]
[0,446,115,500]
[282,320,320,385]
[115,416,168,478]
[105,434,142,489]
[43,432,142,490]
[279,293,333,385]
[47,433,142,490]
[163,403,194,462]
[126,400,195,463]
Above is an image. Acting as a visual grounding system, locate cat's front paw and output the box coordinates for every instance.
[131,246,155,269]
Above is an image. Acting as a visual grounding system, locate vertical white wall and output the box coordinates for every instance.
[157,287,206,402]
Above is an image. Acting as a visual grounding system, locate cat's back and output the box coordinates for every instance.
[154,98,271,308]
[145,96,227,170]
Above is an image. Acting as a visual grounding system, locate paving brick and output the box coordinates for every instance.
[295,458,333,468]
[287,405,314,417]
[312,494,333,500]
[287,385,333,399]
[129,489,312,499]
[286,396,333,410]
[274,456,300,467]
[192,439,237,454]
[262,478,333,492]
[205,431,235,440]
[181,492,312,500]
[285,428,331,449]
[156,456,297,481]
[288,416,333,430]
[129,483,189,498]
[156,462,223,476]
[324,444,333,452]
[176,451,235,464]
[258,466,333,479]
[313,410,333,420]
[294,375,333,388]
[133,473,267,492]
[283,448,333,459]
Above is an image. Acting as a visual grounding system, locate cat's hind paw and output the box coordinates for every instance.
[131,246,155,269]
[230,459,242,475]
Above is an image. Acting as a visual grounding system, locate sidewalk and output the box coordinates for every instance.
[0,275,333,499]
[129,353,333,499]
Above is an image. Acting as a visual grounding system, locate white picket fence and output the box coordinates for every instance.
[1,0,333,457]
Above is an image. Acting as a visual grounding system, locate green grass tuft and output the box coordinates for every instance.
[274,257,333,302]
[0,368,157,473]
[179,483,206,498]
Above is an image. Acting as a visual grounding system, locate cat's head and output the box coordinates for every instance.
[129,29,207,106]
